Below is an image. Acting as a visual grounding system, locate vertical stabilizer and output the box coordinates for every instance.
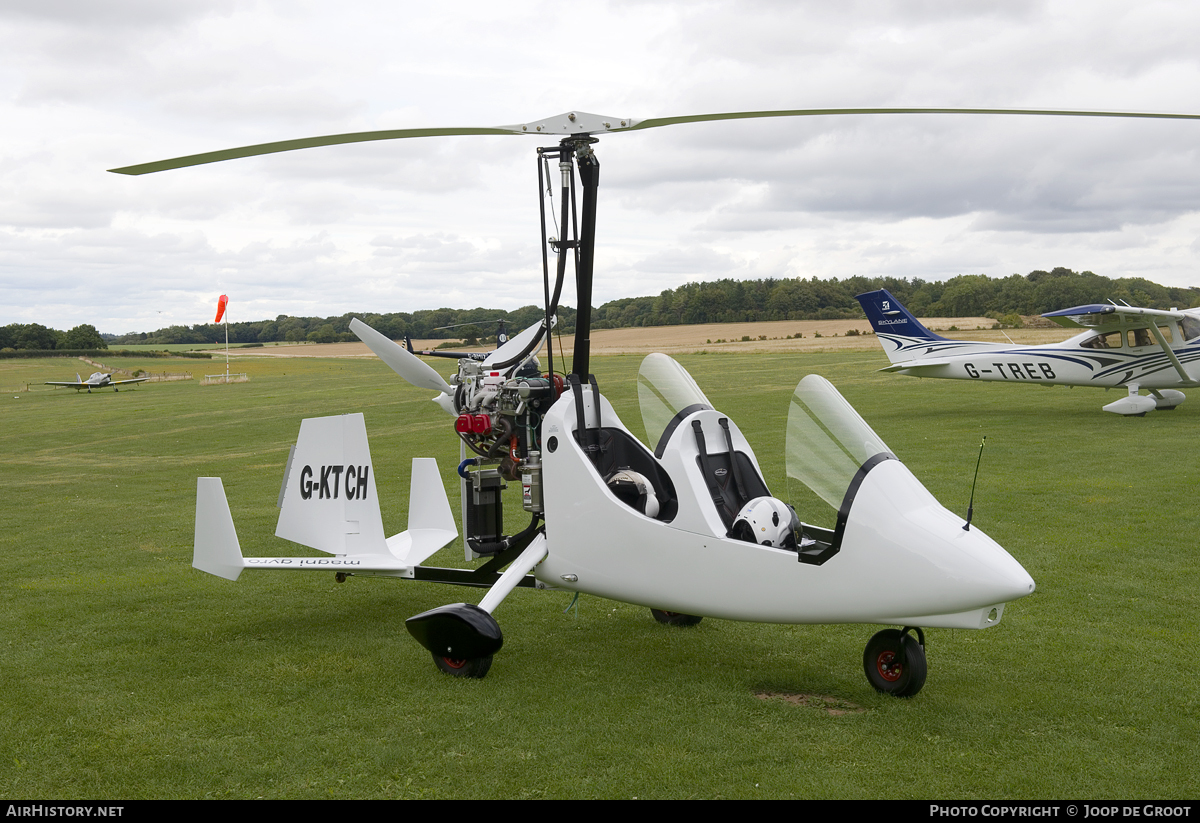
[275,413,388,555]
[856,290,948,362]
[407,458,456,534]
[194,477,247,581]
[385,458,459,565]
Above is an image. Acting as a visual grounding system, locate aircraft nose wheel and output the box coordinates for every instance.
[863,628,927,697]
[650,608,703,627]
[432,653,494,679]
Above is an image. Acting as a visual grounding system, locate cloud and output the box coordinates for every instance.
[4,0,1200,332]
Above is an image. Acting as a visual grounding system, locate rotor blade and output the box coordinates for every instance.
[109,107,1200,176]
[624,106,1200,133]
[108,126,519,175]
[349,318,453,396]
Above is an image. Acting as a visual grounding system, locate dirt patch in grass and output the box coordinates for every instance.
[754,690,868,715]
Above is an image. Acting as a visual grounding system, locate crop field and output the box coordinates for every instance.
[1,349,1196,799]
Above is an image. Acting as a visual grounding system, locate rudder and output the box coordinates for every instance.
[856,289,946,344]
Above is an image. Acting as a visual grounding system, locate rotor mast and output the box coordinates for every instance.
[569,137,599,381]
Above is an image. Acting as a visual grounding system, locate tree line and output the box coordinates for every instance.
[0,323,107,351]
[589,268,1200,329]
[10,269,1198,349]
[105,304,579,347]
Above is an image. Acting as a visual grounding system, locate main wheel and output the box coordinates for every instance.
[650,609,703,627]
[863,629,927,697]
[432,653,493,679]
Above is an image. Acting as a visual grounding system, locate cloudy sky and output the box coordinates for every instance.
[4,0,1200,334]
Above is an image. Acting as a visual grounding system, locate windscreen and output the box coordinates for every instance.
[637,353,713,452]
[786,374,891,510]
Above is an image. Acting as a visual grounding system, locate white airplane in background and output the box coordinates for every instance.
[45,372,150,393]
[856,289,1200,416]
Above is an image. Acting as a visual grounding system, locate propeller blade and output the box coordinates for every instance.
[349,318,453,396]
[482,316,553,370]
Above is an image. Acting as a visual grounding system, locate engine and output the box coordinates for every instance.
[452,355,562,553]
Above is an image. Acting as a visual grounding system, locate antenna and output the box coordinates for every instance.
[963,436,986,531]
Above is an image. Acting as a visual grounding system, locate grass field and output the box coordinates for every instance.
[1,350,1196,799]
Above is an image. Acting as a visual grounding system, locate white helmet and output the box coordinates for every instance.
[731,497,798,547]
[607,469,661,518]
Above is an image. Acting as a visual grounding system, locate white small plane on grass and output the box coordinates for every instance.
[45,372,150,393]
[856,289,1200,416]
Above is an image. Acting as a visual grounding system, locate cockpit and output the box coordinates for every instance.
[633,354,899,564]
[1079,324,1179,349]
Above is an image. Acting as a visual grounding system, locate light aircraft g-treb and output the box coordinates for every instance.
[45,372,150,392]
[857,289,1200,416]
[110,106,1200,695]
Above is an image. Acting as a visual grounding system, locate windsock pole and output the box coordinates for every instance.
[215,294,230,382]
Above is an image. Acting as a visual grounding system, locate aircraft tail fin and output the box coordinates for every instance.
[855,289,949,363]
[194,477,247,581]
[385,457,458,565]
[274,413,388,556]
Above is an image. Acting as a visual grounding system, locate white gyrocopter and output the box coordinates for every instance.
[111,106,1198,694]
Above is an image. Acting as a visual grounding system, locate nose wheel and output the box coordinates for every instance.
[863,627,926,697]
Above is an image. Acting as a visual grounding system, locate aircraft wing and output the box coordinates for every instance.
[1044,303,1196,383]
[1042,303,1190,329]
[45,377,149,388]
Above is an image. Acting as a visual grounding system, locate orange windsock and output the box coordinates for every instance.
[215,294,229,323]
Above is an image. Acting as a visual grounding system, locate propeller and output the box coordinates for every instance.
[482,316,553,370]
[349,318,453,396]
[108,107,1200,176]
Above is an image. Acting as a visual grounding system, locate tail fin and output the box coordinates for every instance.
[385,457,458,565]
[856,290,947,362]
[194,477,247,581]
[404,333,414,353]
[275,413,388,556]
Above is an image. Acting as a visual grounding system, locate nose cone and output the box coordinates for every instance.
[841,460,1035,620]
[940,516,1037,604]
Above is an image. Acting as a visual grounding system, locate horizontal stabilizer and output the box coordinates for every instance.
[385,458,458,564]
[194,477,247,581]
[880,358,953,372]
